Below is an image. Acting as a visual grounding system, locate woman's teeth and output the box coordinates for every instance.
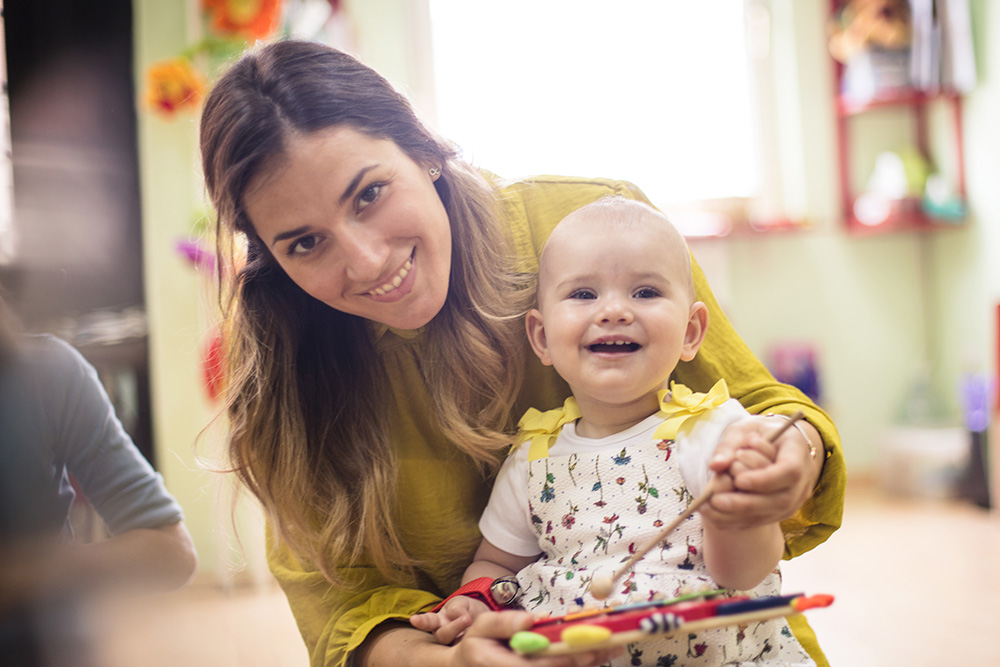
[371,259,411,296]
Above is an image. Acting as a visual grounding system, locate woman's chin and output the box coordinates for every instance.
[375,299,444,332]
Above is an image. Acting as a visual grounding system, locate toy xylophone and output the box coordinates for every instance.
[508,590,834,656]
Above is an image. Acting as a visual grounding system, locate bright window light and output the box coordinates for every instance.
[429,0,757,225]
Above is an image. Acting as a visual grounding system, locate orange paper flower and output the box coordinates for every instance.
[202,0,284,41]
[145,58,206,116]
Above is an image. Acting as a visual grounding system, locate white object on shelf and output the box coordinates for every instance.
[878,426,968,499]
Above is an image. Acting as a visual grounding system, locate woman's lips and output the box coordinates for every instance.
[369,257,412,296]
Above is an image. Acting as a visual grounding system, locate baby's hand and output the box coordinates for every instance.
[409,596,490,645]
[702,415,819,531]
[709,420,778,480]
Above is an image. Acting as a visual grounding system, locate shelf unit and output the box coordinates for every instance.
[829,4,968,235]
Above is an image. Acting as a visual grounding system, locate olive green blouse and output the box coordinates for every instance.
[267,175,846,667]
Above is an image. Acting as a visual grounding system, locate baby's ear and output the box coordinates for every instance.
[681,301,709,361]
[525,308,553,366]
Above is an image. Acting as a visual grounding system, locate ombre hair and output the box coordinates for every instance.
[200,40,529,586]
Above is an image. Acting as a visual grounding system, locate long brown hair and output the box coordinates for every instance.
[200,40,528,585]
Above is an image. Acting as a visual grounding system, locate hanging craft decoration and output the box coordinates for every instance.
[143,0,288,118]
[201,0,286,42]
[144,58,207,116]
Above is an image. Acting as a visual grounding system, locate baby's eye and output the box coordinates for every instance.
[289,234,321,256]
[634,287,660,299]
[357,183,384,211]
[568,289,597,300]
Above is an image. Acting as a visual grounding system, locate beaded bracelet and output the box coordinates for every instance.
[764,413,817,459]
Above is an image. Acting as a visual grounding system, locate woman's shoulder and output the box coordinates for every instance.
[494,173,651,211]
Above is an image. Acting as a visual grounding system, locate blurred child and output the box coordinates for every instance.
[0,294,197,665]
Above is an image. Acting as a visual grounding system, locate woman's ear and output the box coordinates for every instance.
[680,301,709,362]
[525,308,553,366]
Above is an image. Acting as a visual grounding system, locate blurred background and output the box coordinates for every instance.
[2,0,999,665]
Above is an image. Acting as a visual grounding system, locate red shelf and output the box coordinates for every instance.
[829,2,967,235]
[837,88,963,116]
[843,196,966,235]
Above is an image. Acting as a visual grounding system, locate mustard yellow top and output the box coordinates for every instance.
[267,175,846,667]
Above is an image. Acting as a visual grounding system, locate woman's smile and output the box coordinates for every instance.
[366,252,415,301]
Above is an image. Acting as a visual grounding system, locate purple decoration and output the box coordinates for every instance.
[176,239,216,274]
[960,373,995,433]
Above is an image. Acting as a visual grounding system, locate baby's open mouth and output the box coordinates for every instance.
[588,341,641,353]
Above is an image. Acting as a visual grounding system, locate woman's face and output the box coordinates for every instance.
[244,126,452,330]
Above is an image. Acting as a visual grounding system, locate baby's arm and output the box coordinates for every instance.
[409,538,538,645]
[701,431,784,590]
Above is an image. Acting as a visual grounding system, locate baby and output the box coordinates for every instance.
[413,197,815,665]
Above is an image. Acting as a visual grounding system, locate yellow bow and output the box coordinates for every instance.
[653,378,731,441]
[516,396,582,461]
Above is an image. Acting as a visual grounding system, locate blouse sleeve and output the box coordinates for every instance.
[267,530,441,667]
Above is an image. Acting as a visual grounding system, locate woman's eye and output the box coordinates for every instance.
[289,235,320,256]
[568,289,597,300]
[634,287,660,299]
[357,183,384,211]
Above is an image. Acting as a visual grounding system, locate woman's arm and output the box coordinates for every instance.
[358,614,619,667]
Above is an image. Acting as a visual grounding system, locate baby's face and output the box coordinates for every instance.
[527,210,704,412]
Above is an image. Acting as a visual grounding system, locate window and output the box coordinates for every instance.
[429,0,760,236]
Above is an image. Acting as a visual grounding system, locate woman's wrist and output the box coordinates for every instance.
[354,621,450,667]
[763,413,816,458]
[763,414,825,487]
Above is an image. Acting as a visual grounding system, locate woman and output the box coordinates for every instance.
[200,40,845,667]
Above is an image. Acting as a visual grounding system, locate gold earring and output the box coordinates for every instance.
[429,167,441,178]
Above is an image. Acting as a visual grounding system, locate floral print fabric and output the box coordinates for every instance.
[516,435,813,666]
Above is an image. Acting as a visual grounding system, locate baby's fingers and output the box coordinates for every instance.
[409,612,441,633]
[730,447,774,478]
[433,613,474,645]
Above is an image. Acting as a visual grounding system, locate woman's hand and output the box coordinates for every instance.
[371,610,620,667]
[702,415,823,531]
[441,610,620,667]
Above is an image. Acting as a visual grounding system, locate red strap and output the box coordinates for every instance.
[430,577,503,613]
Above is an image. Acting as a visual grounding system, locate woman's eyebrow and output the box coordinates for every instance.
[339,165,377,205]
[272,226,310,246]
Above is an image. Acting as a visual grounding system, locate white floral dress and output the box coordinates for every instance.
[479,382,815,666]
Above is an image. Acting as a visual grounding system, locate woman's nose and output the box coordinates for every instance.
[340,226,389,283]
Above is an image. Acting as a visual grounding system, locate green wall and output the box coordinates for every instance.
[134,0,236,581]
